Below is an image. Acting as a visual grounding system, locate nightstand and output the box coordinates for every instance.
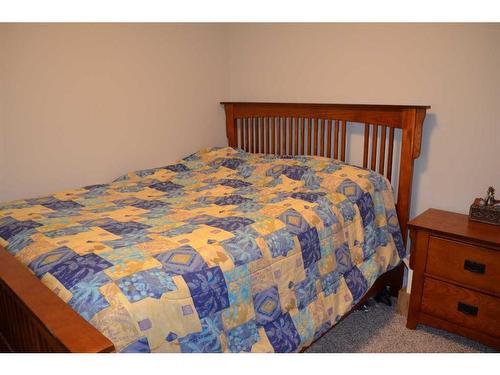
[407,208,500,350]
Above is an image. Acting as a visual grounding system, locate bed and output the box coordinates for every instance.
[0,102,429,352]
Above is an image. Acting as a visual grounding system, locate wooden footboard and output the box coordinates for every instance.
[0,246,114,353]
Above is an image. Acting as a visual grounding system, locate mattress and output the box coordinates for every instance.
[0,147,406,352]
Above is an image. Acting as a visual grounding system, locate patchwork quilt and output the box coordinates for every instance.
[0,147,406,353]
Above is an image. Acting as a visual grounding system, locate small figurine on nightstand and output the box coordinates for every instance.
[469,186,500,225]
[481,186,496,206]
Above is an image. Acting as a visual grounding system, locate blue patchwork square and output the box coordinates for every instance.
[219,179,251,188]
[344,266,368,303]
[282,166,309,181]
[253,286,281,325]
[121,337,151,353]
[263,313,301,353]
[103,232,152,249]
[336,179,363,203]
[294,276,317,310]
[179,316,223,353]
[68,272,111,321]
[338,199,356,222]
[164,163,190,172]
[154,245,207,275]
[39,198,83,211]
[214,194,251,206]
[263,229,295,258]
[149,181,183,192]
[220,158,244,170]
[43,225,90,238]
[29,246,77,277]
[227,320,259,352]
[335,243,353,275]
[278,208,310,235]
[117,268,177,302]
[298,227,321,268]
[313,205,338,228]
[98,220,151,236]
[356,192,375,227]
[362,224,379,259]
[4,229,36,254]
[290,191,326,203]
[50,253,112,290]
[321,271,341,296]
[183,266,229,319]
[130,199,168,210]
[221,234,262,266]
[205,216,254,232]
[0,217,42,241]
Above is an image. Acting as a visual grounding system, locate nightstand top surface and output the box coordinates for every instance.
[408,208,500,249]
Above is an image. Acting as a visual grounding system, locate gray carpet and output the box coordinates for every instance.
[305,300,497,353]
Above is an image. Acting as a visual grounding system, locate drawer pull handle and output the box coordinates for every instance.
[464,260,486,274]
[457,302,478,317]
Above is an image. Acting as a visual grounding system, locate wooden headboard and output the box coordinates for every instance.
[221,102,430,243]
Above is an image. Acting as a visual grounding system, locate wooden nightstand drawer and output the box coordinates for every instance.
[408,209,500,349]
[426,236,500,296]
[421,277,500,338]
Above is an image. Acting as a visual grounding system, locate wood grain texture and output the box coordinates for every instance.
[371,124,378,170]
[418,312,500,350]
[334,119,339,159]
[407,229,431,329]
[426,236,500,296]
[379,125,386,175]
[387,127,395,182]
[421,277,500,338]
[326,119,332,158]
[340,120,347,161]
[363,123,369,168]
[409,209,500,250]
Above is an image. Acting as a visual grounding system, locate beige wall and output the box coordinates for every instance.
[228,23,500,217]
[1,23,499,219]
[0,24,229,201]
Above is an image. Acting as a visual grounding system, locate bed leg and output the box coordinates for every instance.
[387,262,405,297]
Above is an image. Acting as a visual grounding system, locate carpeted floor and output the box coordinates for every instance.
[305,300,497,353]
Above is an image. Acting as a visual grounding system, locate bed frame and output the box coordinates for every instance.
[0,102,429,353]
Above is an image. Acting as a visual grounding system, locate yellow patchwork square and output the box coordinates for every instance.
[95,206,148,223]
[197,244,235,272]
[250,217,285,236]
[45,226,121,254]
[0,205,54,221]
[135,235,180,255]
[170,225,234,249]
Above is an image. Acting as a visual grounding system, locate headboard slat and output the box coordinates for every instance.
[379,126,387,175]
[222,102,429,245]
[341,120,347,161]
[387,127,395,182]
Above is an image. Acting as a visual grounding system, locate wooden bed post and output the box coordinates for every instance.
[397,108,426,246]
[224,103,237,147]
[389,108,426,295]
